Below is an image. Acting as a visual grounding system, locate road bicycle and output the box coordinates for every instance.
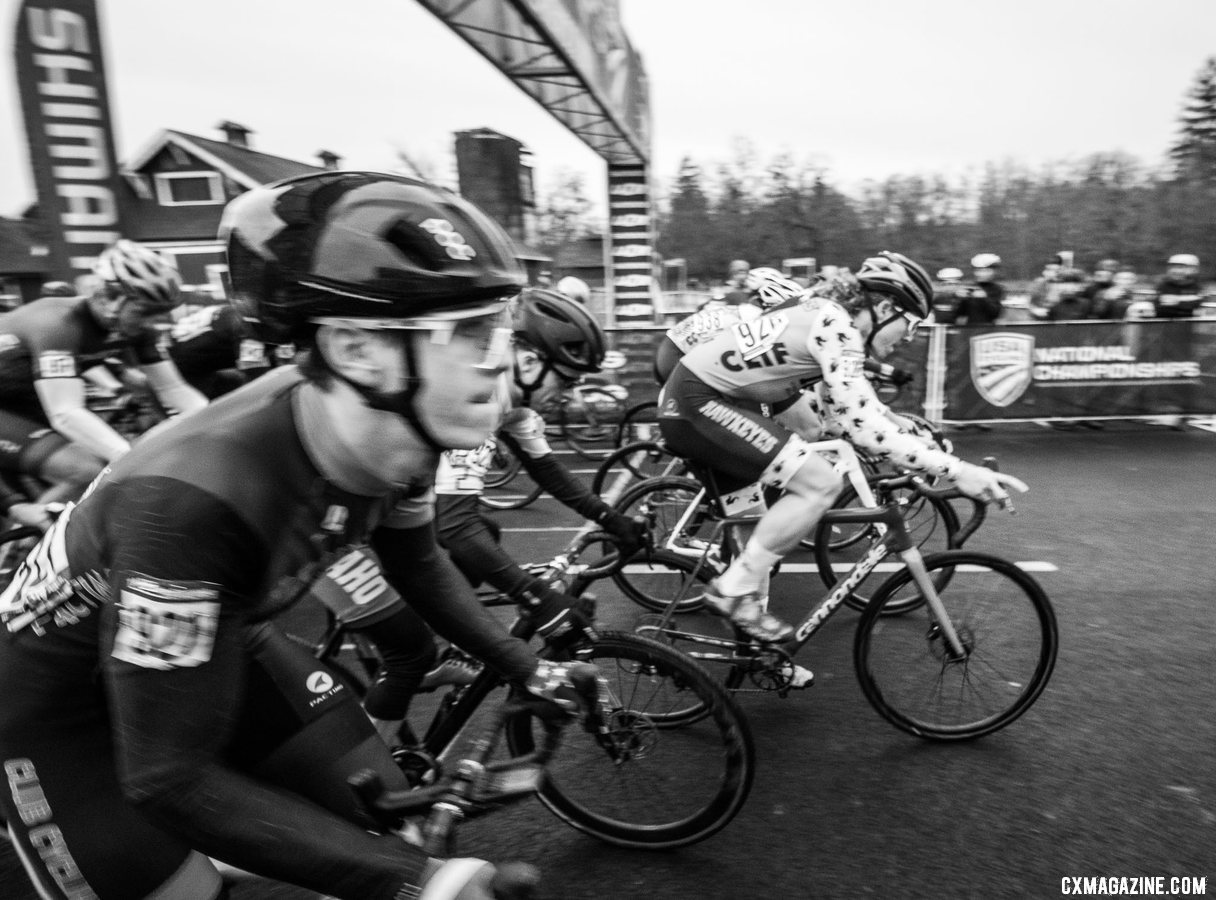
[296,527,756,850]
[609,440,977,615]
[632,444,1058,741]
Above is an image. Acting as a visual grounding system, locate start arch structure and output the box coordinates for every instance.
[416,0,656,322]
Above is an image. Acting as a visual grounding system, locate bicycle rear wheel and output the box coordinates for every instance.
[505,631,754,849]
[854,550,1058,741]
[590,440,684,498]
[615,400,658,447]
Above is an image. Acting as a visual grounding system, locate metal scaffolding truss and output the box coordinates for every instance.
[416,0,648,166]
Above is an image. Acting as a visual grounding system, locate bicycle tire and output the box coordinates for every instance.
[590,440,684,498]
[615,400,659,447]
[478,443,544,510]
[560,387,626,460]
[811,484,961,614]
[505,630,754,849]
[853,550,1058,741]
[611,476,721,613]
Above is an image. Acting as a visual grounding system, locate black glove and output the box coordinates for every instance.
[517,579,597,652]
[596,511,649,559]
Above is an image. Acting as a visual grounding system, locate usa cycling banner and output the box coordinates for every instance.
[941,321,1216,421]
[13,0,129,281]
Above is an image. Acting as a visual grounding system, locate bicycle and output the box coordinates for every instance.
[297,527,756,849]
[634,443,1058,741]
[609,441,973,615]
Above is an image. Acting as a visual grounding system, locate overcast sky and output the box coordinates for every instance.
[2,0,1215,218]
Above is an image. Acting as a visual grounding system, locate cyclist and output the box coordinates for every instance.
[654,267,805,384]
[166,300,276,397]
[427,289,646,689]
[0,171,593,900]
[659,251,1026,642]
[0,240,207,509]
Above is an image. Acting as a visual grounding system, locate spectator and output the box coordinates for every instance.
[1029,256,1085,320]
[1079,259,1119,306]
[955,253,1005,325]
[700,258,751,310]
[556,274,591,304]
[1091,269,1138,319]
[931,267,966,324]
[1154,253,1203,318]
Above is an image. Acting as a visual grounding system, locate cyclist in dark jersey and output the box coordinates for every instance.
[0,172,591,900]
[0,241,207,516]
[165,301,273,398]
[426,290,646,701]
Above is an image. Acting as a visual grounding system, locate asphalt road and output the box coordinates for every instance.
[4,421,1213,899]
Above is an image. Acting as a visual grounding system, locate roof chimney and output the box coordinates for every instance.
[217,121,253,149]
[317,150,342,171]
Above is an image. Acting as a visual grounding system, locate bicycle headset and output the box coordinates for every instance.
[220,170,526,451]
[511,288,606,402]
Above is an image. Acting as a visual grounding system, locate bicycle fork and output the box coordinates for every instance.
[898,547,968,660]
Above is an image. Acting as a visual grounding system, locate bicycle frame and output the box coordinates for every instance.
[656,439,881,561]
[651,443,971,662]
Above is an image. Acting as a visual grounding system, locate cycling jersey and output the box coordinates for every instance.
[435,383,549,496]
[654,303,762,385]
[662,295,955,491]
[0,366,536,899]
[0,296,164,419]
[168,303,271,396]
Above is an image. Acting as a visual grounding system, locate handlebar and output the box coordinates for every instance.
[349,696,564,845]
[873,455,1016,519]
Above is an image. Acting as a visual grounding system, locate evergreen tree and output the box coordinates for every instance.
[1169,56,1216,184]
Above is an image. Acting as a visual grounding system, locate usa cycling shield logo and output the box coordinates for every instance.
[970,333,1034,408]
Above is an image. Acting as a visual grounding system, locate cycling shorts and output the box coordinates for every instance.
[0,409,69,475]
[658,364,811,495]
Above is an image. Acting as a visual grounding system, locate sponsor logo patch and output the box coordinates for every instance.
[970,333,1034,407]
[112,575,220,670]
[37,351,77,379]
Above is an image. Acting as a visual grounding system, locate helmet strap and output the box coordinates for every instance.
[328,334,447,453]
[511,352,554,409]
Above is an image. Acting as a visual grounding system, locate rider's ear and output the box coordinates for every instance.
[316,324,381,386]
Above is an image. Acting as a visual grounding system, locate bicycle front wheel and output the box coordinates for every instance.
[854,551,1058,741]
[506,631,755,849]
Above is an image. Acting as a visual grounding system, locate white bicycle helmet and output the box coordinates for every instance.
[744,267,804,308]
[94,240,182,312]
[936,267,964,282]
[1167,253,1199,267]
[970,253,1002,269]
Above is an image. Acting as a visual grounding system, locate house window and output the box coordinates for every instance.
[154,172,224,206]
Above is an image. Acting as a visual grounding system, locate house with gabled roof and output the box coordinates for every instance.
[118,121,335,293]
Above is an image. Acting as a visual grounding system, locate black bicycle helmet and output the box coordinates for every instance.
[221,171,525,342]
[513,288,606,373]
[857,253,932,319]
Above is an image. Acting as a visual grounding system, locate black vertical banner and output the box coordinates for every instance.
[14,0,127,282]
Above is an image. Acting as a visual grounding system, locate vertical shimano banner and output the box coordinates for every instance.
[14,0,127,281]
[944,321,1216,421]
[607,164,655,324]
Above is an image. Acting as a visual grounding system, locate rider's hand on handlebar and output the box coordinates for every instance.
[597,511,650,559]
[518,579,597,652]
[412,857,540,900]
[951,462,1028,510]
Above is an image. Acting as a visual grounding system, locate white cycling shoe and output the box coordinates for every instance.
[701,583,794,643]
